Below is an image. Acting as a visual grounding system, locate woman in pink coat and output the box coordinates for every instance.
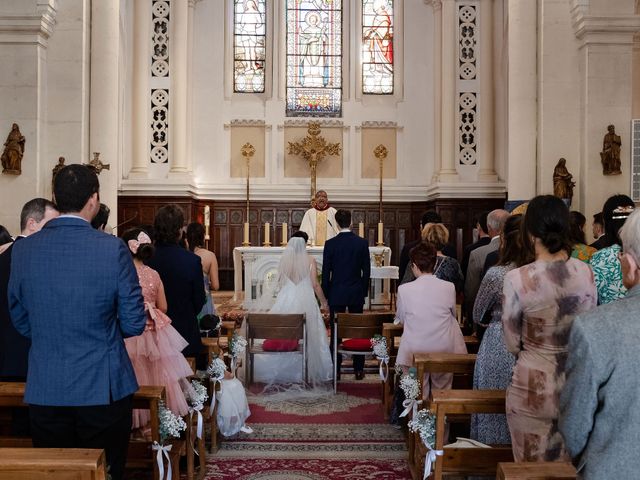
[395,242,467,398]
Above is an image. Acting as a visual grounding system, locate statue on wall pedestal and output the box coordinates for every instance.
[600,124,622,175]
[52,156,66,190]
[553,158,575,205]
[1,123,25,175]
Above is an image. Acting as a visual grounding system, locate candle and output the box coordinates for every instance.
[243,222,249,244]
[282,222,288,244]
[264,222,270,245]
[204,205,210,227]
[377,222,384,245]
[358,222,364,238]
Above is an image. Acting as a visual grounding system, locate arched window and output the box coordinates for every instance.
[361,0,393,94]
[285,0,342,117]
[233,0,267,93]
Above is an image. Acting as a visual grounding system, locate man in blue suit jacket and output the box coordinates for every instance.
[322,209,371,379]
[8,165,146,480]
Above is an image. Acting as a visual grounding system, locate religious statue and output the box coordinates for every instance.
[1,123,25,175]
[52,156,66,190]
[553,158,575,204]
[287,122,341,201]
[84,152,110,175]
[600,124,622,175]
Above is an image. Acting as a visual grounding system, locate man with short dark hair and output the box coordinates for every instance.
[8,164,145,480]
[589,212,606,250]
[90,202,111,231]
[461,211,491,278]
[322,209,371,380]
[0,198,58,435]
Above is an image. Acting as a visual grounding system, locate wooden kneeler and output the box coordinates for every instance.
[0,448,107,480]
[424,389,513,480]
[496,462,577,480]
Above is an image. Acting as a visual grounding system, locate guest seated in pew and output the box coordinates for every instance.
[391,242,466,423]
[121,227,195,431]
[399,223,464,294]
[502,195,596,462]
[8,165,146,480]
[560,208,640,479]
[471,214,531,445]
[147,205,206,363]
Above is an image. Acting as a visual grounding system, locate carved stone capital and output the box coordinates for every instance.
[0,0,58,48]
[571,0,640,46]
[424,0,442,10]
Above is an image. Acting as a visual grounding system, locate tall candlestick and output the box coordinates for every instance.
[282,222,288,245]
[263,222,270,246]
[242,222,250,246]
[204,205,210,227]
[377,222,384,246]
[358,222,365,238]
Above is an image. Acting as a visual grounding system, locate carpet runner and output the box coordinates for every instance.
[207,379,411,479]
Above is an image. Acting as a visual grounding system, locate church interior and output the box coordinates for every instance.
[1,0,640,479]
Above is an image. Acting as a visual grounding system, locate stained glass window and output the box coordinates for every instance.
[234,0,266,93]
[286,0,342,117]
[362,0,393,94]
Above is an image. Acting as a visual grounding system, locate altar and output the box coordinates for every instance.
[233,246,396,310]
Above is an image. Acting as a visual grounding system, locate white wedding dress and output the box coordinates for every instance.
[251,238,334,389]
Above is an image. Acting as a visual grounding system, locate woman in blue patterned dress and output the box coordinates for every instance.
[589,195,635,305]
[470,214,531,444]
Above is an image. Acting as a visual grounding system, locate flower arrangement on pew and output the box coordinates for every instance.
[370,334,390,381]
[155,401,187,480]
[399,368,422,418]
[228,333,247,372]
[186,380,208,442]
[408,408,443,479]
[207,357,227,415]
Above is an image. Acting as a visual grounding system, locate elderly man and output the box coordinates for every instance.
[463,208,509,329]
[559,208,640,479]
[299,190,338,246]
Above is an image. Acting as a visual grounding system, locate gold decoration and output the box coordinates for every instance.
[373,253,384,268]
[287,122,341,202]
[84,152,110,175]
[241,142,255,246]
[374,144,388,246]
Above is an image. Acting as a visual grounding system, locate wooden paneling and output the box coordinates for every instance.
[118,196,505,290]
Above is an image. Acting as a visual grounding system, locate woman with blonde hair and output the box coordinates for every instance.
[400,223,463,292]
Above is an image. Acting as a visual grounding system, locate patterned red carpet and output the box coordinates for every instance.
[208,379,411,479]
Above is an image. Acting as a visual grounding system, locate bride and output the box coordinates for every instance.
[251,232,334,389]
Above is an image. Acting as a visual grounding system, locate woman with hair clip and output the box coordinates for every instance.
[121,227,195,431]
[589,194,635,304]
[471,214,531,445]
[502,195,596,462]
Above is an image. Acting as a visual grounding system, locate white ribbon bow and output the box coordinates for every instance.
[423,446,444,479]
[190,404,204,440]
[378,356,389,382]
[209,378,221,416]
[400,398,422,418]
[152,441,173,480]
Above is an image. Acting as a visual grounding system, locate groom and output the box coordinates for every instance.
[322,209,371,380]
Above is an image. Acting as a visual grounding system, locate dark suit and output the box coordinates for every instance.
[322,231,371,374]
[147,243,205,358]
[589,235,608,250]
[461,236,491,278]
[8,216,146,480]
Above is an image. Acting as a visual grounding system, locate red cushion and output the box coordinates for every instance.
[263,339,299,352]
[341,338,372,351]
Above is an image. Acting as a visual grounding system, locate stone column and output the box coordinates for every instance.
[187,0,201,173]
[571,0,640,219]
[506,0,537,200]
[90,0,120,216]
[170,0,189,174]
[439,0,459,181]
[430,0,443,183]
[478,0,497,180]
[130,0,150,177]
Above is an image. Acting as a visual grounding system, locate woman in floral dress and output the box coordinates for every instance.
[502,195,596,462]
[470,214,531,444]
[589,194,635,304]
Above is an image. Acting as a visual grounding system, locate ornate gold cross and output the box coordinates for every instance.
[287,122,341,202]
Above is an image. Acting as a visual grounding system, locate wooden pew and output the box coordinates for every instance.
[423,389,513,480]
[497,462,577,480]
[0,448,107,480]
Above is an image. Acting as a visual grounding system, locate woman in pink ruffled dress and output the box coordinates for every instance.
[122,228,194,428]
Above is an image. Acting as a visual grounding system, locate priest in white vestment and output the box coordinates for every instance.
[299,190,338,246]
